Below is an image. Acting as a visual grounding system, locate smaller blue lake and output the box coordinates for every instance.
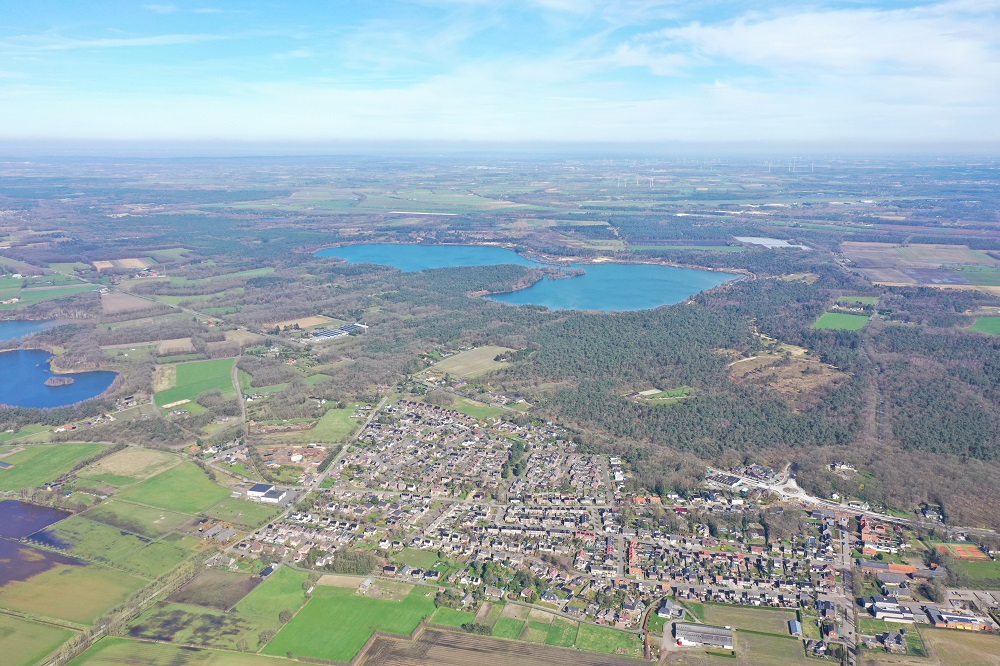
[0,319,58,341]
[316,243,738,311]
[0,349,118,409]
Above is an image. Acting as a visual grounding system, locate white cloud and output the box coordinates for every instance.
[144,3,179,13]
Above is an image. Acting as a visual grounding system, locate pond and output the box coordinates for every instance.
[316,244,738,312]
[0,349,118,408]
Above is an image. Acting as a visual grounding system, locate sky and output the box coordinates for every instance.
[0,1,998,147]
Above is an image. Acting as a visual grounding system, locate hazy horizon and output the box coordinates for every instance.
[2,1,998,145]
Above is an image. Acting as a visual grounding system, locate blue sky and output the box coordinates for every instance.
[0,1,998,145]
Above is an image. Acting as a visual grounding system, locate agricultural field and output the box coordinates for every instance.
[948,265,1000,287]
[167,569,261,610]
[0,614,75,666]
[129,602,277,651]
[491,616,525,639]
[360,629,642,666]
[267,405,362,443]
[0,281,94,310]
[262,585,436,662]
[269,314,341,330]
[0,443,107,491]
[92,258,154,271]
[86,499,192,537]
[920,627,1000,665]
[40,515,189,577]
[154,358,236,409]
[425,346,515,379]
[101,292,156,314]
[814,311,871,330]
[235,566,310,621]
[0,561,146,624]
[969,317,1000,335]
[70,637,296,666]
[80,447,179,483]
[116,462,231,514]
[701,603,797,635]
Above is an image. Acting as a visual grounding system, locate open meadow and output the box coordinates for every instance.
[814,311,871,330]
[70,637,296,666]
[1,614,75,666]
[86,499,193,537]
[262,585,436,662]
[0,443,107,491]
[154,358,236,409]
[700,603,798,635]
[117,461,231,514]
[426,346,515,378]
[235,566,310,621]
[128,601,279,651]
[969,317,1000,335]
[0,561,146,624]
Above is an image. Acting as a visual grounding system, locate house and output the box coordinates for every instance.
[674,623,734,650]
[879,631,907,654]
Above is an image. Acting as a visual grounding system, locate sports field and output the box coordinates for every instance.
[69,637,295,666]
[235,566,310,621]
[262,585,436,662]
[969,317,1000,335]
[428,346,515,378]
[1,614,75,666]
[117,462,230,514]
[701,603,797,635]
[154,358,236,408]
[0,443,107,491]
[813,312,871,330]
[0,562,146,624]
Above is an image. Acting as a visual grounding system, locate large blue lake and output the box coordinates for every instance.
[0,319,57,341]
[0,349,117,409]
[316,244,737,311]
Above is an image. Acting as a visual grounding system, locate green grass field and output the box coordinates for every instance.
[574,623,643,659]
[203,497,280,527]
[969,317,1000,335]
[449,395,506,420]
[393,547,441,569]
[813,311,871,330]
[921,626,1000,666]
[0,443,107,491]
[491,617,525,639]
[129,602,278,651]
[0,424,49,443]
[155,358,236,407]
[236,566,310,621]
[0,562,146,624]
[838,295,878,305]
[117,462,230,514]
[949,265,1000,286]
[701,604,797,635]
[428,346,514,378]
[263,586,436,662]
[431,607,477,627]
[736,633,806,666]
[952,558,1000,579]
[86,499,192,537]
[0,614,75,666]
[0,284,94,310]
[44,515,188,576]
[546,618,580,647]
[69,638,296,666]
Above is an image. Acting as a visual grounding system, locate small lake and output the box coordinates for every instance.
[0,319,58,341]
[0,349,118,409]
[0,500,71,538]
[316,243,738,311]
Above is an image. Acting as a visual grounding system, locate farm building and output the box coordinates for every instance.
[674,623,734,649]
[789,620,802,636]
[926,608,990,631]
